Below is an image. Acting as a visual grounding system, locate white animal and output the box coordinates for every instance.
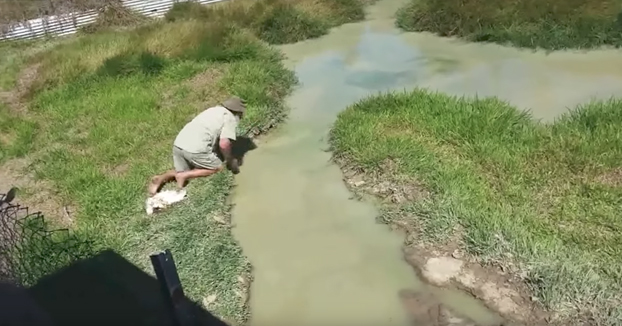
[145,189,187,215]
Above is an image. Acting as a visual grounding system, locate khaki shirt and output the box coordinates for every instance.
[174,106,238,154]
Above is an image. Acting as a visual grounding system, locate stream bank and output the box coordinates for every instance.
[337,159,549,325]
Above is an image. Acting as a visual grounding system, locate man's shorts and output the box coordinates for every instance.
[172,146,223,172]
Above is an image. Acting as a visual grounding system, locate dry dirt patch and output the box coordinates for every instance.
[341,158,430,204]
[0,158,74,226]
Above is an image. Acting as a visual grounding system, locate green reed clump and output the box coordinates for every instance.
[164,1,216,22]
[254,2,328,44]
[396,0,622,50]
[163,0,368,45]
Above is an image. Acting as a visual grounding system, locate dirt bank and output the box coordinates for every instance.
[335,157,552,326]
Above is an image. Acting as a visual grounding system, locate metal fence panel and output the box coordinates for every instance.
[0,0,227,41]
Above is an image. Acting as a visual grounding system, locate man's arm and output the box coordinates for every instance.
[219,114,240,174]
[218,137,234,163]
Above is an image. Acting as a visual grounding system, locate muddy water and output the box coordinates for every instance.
[231,0,622,324]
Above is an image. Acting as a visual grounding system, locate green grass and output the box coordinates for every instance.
[0,0,375,322]
[395,0,622,50]
[0,42,29,90]
[165,0,367,44]
[330,90,622,325]
[0,103,37,163]
[0,39,62,91]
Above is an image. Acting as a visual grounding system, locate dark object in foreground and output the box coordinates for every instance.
[27,249,228,326]
[0,187,17,207]
[231,136,257,167]
[151,250,195,326]
[0,281,54,326]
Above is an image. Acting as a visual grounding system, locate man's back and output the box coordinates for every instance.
[174,106,238,154]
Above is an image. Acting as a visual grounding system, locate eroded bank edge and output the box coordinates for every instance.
[331,154,552,326]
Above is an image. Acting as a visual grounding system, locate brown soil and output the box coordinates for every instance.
[0,158,74,226]
[343,158,431,205]
[335,156,553,326]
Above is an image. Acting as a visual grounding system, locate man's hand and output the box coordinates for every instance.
[227,158,240,175]
[219,137,240,174]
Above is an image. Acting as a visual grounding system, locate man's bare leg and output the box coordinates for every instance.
[174,167,222,189]
[148,170,177,196]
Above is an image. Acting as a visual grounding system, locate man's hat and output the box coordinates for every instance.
[222,96,246,113]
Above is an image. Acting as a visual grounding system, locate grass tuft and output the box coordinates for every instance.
[164,1,211,22]
[395,0,622,50]
[0,104,37,163]
[164,0,368,44]
[318,0,366,23]
[97,51,168,77]
[330,90,622,325]
[254,2,327,44]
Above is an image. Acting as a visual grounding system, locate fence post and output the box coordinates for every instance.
[150,249,193,326]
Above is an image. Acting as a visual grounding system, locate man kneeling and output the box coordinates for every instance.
[148,96,245,196]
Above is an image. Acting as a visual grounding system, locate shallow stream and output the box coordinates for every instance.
[231,0,622,324]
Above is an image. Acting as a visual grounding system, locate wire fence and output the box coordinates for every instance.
[0,189,94,287]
